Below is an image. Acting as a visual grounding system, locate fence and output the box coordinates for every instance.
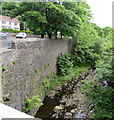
[0,33,12,50]
[0,40,12,50]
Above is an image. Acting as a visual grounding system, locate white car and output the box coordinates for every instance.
[16,32,27,38]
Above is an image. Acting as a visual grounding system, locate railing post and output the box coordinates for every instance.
[0,57,3,103]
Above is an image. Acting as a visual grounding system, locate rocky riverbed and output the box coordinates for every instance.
[35,69,95,119]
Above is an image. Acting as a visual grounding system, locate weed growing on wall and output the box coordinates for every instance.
[12,61,17,65]
[25,95,43,113]
[2,66,8,72]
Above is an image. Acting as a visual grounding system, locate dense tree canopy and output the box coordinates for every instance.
[1,2,91,38]
[73,22,102,66]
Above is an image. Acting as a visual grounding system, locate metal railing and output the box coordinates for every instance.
[0,40,12,50]
[0,33,12,50]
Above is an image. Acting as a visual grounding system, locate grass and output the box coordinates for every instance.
[42,64,90,95]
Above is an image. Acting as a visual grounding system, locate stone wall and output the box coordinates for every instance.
[0,38,73,116]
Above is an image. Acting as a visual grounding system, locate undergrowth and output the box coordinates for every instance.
[42,64,90,95]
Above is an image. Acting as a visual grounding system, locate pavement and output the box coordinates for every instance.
[0,103,35,119]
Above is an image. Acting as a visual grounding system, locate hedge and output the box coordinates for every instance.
[2,28,34,34]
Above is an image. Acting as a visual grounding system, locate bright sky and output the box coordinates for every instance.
[86,0,113,28]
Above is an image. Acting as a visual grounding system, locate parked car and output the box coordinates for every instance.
[0,33,7,40]
[16,32,27,38]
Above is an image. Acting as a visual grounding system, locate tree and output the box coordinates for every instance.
[1,2,91,38]
[1,2,19,17]
[102,27,112,38]
[73,22,102,66]
[91,23,104,38]
[62,2,92,22]
[83,28,114,119]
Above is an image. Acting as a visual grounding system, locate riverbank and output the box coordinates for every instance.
[35,69,95,119]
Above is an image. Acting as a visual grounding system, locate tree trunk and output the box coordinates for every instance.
[41,34,44,38]
[55,31,57,39]
[61,34,62,39]
[48,33,52,38]
[40,23,44,38]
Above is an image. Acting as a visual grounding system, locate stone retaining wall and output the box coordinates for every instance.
[0,38,73,116]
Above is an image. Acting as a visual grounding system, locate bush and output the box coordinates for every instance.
[21,30,33,34]
[2,28,19,33]
[25,95,43,112]
[82,31,114,118]
[57,53,73,76]
[42,65,89,95]
[83,80,113,118]
[2,28,33,34]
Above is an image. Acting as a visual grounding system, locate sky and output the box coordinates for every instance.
[86,0,113,28]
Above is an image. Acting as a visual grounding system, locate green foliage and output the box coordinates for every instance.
[82,30,113,118]
[1,2,91,38]
[43,64,49,70]
[95,55,113,85]
[2,28,19,33]
[2,2,113,118]
[42,77,50,90]
[42,72,56,91]
[1,2,19,17]
[83,80,113,118]
[35,69,41,75]
[58,64,89,84]
[2,74,5,79]
[21,30,34,34]
[62,2,92,22]
[102,27,112,38]
[92,23,104,38]
[2,66,7,72]
[2,28,33,34]
[42,65,89,94]
[12,61,17,65]
[73,22,102,66]
[57,53,73,76]
[25,95,43,112]
[3,96,7,101]
[46,76,59,93]
[95,30,113,84]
